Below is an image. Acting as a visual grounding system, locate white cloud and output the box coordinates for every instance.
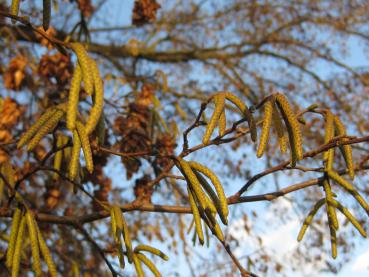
[351,249,369,272]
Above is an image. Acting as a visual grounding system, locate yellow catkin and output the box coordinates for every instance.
[189,162,228,224]
[69,130,81,181]
[134,245,169,261]
[275,93,303,166]
[177,158,208,211]
[42,0,51,31]
[271,102,287,154]
[257,100,273,158]
[121,215,133,263]
[203,94,225,145]
[85,58,104,135]
[67,63,82,130]
[329,224,337,259]
[6,208,22,268]
[193,171,218,204]
[113,206,133,263]
[218,110,226,137]
[17,108,58,148]
[70,43,94,95]
[110,208,117,238]
[211,220,224,242]
[334,116,355,180]
[76,122,93,173]
[324,111,335,170]
[25,211,42,276]
[322,179,338,230]
[187,187,204,245]
[10,0,20,23]
[36,226,57,277]
[11,215,26,277]
[194,170,226,225]
[3,161,15,189]
[297,198,325,241]
[53,135,64,180]
[327,170,369,215]
[27,109,64,151]
[224,92,257,142]
[110,208,125,268]
[71,261,79,277]
[136,253,162,277]
[133,254,144,277]
[332,199,367,238]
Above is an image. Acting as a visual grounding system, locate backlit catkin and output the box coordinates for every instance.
[136,253,162,277]
[257,100,273,158]
[322,179,338,230]
[27,109,64,151]
[11,215,25,277]
[69,130,81,181]
[6,207,21,268]
[26,211,42,276]
[327,170,369,215]
[134,245,169,261]
[76,122,93,173]
[85,58,104,134]
[17,108,58,148]
[334,116,354,180]
[67,64,82,130]
[324,111,335,170]
[187,187,204,245]
[70,43,94,95]
[224,92,257,142]
[297,198,325,241]
[332,199,367,238]
[275,93,303,166]
[189,161,228,224]
[272,102,287,154]
[203,94,225,145]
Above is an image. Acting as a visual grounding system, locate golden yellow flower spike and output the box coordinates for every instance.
[203,94,225,145]
[334,116,355,180]
[11,215,26,277]
[224,92,257,142]
[327,170,369,215]
[27,109,64,151]
[66,64,82,130]
[85,58,104,135]
[322,179,338,230]
[324,111,335,170]
[6,207,22,268]
[331,199,367,238]
[70,43,94,95]
[187,187,205,245]
[76,122,93,173]
[25,211,42,276]
[257,100,273,158]
[297,198,325,241]
[275,93,303,166]
[271,101,287,154]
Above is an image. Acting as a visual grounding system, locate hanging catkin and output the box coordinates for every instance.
[203,94,225,145]
[333,116,355,180]
[275,93,303,166]
[85,58,104,134]
[67,64,82,130]
[256,100,273,158]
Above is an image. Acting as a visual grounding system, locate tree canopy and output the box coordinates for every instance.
[0,0,369,276]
